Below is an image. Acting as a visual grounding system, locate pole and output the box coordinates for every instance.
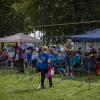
[88,56,91,90]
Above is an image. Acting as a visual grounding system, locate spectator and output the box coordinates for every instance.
[32,50,38,68]
[27,49,32,72]
[8,49,15,67]
[18,49,24,73]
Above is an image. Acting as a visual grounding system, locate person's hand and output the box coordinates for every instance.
[48,59,51,64]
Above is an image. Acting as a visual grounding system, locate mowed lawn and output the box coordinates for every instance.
[0,70,100,100]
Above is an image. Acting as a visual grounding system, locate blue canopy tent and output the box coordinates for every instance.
[69,29,100,51]
[70,29,100,42]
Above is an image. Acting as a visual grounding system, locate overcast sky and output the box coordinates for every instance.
[29,31,43,39]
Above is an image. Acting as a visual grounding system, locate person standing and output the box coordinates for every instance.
[32,50,38,68]
[8,49,15,67]
[95,48,100,75]
[37,46,52,89]
[18,49,24,73]
[27,49,32,72]
[64,39,74,77]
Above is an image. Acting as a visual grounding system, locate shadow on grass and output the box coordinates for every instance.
[13,88,41,94]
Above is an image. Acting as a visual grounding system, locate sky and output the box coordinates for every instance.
[29,31,43,39]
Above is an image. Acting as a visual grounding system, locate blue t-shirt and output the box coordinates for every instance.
[49,54,55,61]
[52,54,61,67]
[36,52,50,70]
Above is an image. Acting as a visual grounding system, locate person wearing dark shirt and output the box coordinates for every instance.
[27,49,32,72]
[18,49,24,73]
[95,49,100,75]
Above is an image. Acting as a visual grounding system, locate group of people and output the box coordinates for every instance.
[0,46,38,73]
[33,44,100,89]
[0,40,100,89]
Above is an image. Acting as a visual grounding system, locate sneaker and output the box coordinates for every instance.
[41,86,46,89]
[70,75,76,80]
[49,84,52,88]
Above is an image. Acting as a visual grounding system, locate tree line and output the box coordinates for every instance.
[0,0,100,37]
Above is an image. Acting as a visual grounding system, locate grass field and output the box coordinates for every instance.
[0,70,100,100]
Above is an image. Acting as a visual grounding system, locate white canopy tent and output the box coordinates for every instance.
[0,33,43,50]
[0,33,43,43]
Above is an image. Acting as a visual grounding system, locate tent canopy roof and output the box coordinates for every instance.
[70,29,100,42]
[0,33,42,43]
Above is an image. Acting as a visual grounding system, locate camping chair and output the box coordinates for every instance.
[0,56,8,67]
[82,57,96,81]
[72,54,82,77]
[53,59,66,79]
[73,63,83,77]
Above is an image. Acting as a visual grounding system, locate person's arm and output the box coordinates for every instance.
[48,59,51,64]
[47,54,51,64]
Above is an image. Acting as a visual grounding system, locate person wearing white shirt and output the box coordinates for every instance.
[8,50,15,67]
[32,51,38,68]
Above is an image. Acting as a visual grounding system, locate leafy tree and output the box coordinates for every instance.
[0,0,26,37]
[0,0,100,39]
[24,0,100,36]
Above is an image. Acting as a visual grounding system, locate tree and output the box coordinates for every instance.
[0,0,100,39]
[24,0,100,36]
[0,0,26,37]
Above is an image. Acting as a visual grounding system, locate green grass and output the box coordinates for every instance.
[0,70,100,100]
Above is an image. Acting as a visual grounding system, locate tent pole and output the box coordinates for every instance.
[1,42,4,50]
